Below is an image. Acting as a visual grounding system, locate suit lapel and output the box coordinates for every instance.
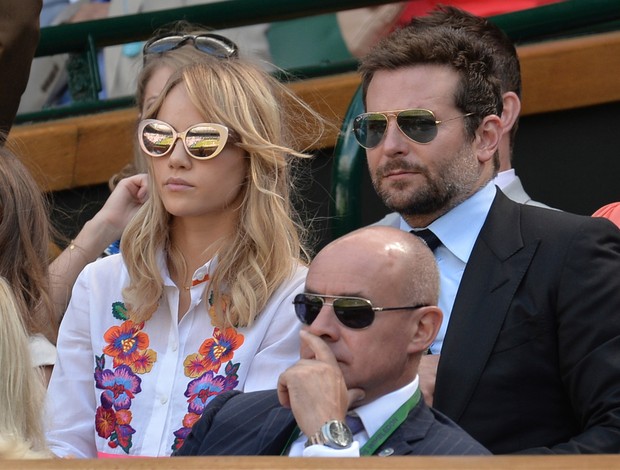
[434,191,540,421]
[380,400,433,455]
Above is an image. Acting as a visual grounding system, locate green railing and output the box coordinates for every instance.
[18,0,620,126]
[16,0,400,124]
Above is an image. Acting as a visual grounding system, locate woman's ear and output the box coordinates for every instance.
[408,306,443,354]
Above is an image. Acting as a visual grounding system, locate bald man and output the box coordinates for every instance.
[175,226,488,457]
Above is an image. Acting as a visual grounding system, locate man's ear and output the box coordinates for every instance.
[474,114,502,164]
[500,91,521,136]
[408,306,443,354]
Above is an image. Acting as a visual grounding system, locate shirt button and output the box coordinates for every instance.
[160,396,168,405]
[171,343,178,352]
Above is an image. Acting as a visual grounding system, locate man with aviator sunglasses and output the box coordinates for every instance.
[359,9,620,455]
[175,226,489,457]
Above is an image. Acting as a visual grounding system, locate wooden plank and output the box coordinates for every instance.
[519,30,620,115]
[7,121,78,191]
[9,108,137,192]
[7,30,620,192]
[2,454,620,470]
[72,109,137,188]
[288,72,361,149]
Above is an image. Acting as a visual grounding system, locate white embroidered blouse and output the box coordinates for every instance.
[46,253,306,458]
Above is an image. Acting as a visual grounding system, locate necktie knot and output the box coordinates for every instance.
[411,229,441,252]
[345,414,365,435]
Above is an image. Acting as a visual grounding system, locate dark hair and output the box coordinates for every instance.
[407,6,521,145]
[359,23,503,142]
[0,144,56,343]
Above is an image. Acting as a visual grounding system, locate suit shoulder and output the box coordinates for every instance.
[494,192,620,241]
[519,203,620,237]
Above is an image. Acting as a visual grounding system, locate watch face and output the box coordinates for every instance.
[327,420,353,448]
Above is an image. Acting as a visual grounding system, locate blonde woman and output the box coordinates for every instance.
[47,34,323,458]
[0,277,50,459]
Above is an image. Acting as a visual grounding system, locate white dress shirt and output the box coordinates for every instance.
[400,182,496,353]
[289,376,421,457]
[29,334,56,367]
[46,252,306,458]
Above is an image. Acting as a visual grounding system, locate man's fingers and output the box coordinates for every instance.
[347,388,366,409]
[299,330,339,367]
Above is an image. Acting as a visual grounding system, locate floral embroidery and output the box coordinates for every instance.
[172,328,244,451]
[103,320,149,368]
[94,355,141,453]
[199,327,244,371]
[96,365,141,409]
[132,349,157,374]
[94,303,157,454]
[94,294,246,454]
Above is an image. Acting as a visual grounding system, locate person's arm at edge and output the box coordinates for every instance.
[49,174,148,322]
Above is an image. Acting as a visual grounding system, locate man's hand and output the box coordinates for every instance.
[277,330,364,437]
[419,354,440,406]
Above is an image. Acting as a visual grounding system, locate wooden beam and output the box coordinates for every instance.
[519,30,620,115]
[3,454,620,469]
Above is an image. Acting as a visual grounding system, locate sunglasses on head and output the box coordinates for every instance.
[293,293,428,329]
[138,119,231,160]
[352,108,474,149]
[142,33,239,63]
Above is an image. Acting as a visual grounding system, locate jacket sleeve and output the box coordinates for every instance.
[0,0,42,140]
[173,390,242,456]
[527,216,620,453]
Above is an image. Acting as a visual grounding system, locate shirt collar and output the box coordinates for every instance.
[400,181,496,264]
[158,250,215,287]
[351,376,419,439]
[493,169,516,191]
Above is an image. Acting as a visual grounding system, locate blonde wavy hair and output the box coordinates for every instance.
[0,278,49,458]
[121,55,324,327]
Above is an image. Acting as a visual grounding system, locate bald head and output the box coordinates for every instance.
[310,226,439,307]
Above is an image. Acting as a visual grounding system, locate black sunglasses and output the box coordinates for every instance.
[142,33,239,64]
[353,108,474,149]
[293,293,428,330]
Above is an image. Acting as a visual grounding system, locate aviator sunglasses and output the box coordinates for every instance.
[142,33,239,63]
[293,293,428,329]
[138,119,232,160]
[353,108,474,149]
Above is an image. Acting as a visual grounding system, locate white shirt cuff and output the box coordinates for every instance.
[302,441,360,457]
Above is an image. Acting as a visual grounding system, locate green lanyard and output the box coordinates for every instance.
[281,388,421,456]
[359,387,421,456]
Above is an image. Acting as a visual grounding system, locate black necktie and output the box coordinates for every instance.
[411,229,441,252]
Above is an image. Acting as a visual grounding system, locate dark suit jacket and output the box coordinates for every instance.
[175,389,490,456]
[428,190,620,454]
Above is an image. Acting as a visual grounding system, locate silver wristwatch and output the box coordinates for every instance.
[305,420,353,449]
